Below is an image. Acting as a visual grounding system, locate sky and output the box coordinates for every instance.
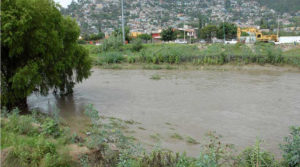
[54,0,73,8]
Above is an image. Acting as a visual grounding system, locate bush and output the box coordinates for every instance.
[41,118,61,138]
[131,38,143,52]
[5,109,37,135]
[101,35,123,51]
[280,126,300,167]
[77,39,86,44]
[237,140,277,167]
[196,132,235,167]
[97,52,125,65]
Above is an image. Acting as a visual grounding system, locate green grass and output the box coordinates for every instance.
[1,111,74,167]
[283,47,300,56]
[83,43,300,68]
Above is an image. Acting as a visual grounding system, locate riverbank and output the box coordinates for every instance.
[94,63,300,72]
[84,43,300,69]
[1,108,299,167]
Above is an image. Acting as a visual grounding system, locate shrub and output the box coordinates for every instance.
[5,109,37,135]
[131,38,143,52]
[41,118,61,138]
[101,35,123,51]
[280,126,300,167]
[237,140,277,167]
[98,52,125,65]
[77,39,86,44]
[196,132,235,167]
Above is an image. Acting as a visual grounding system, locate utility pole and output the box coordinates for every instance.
[121,0,125,44]
[183,17,186,42]
[160,0,163,29]
[223,20,226,43]
[277,15,280,37]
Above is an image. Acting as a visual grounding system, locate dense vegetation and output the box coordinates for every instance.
[1,107,299,167]
[1,0,92,110]
[83,39,300,69]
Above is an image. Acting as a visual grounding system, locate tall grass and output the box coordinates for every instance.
[84,43,300,67]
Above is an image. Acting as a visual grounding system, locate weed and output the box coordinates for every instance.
[150,74,161,80]
[237,139,277,167]
[41,117,61,138]
[280,126,300,167]
[186,136,200,144]
[171,133,184,140]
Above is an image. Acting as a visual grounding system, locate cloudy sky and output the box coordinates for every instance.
[54,0,73,8]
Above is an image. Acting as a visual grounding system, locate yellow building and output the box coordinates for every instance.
[130,32,143,38]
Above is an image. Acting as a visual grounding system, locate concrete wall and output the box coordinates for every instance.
[279,36,300,44]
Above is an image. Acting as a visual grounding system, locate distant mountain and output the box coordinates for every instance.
[61,0,300,34]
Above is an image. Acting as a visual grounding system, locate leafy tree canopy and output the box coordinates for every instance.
[200,25,218,42]
[161,27,177,41]
[1,0,92,110]
[216,22,237,40]
[138,34,152,41]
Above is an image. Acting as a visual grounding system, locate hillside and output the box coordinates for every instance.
[61,0,300,34]
[256,0,300,14]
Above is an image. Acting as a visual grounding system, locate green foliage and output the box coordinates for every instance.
[86,43,300,68]
[1,111,73,167]
[161,27,177,41]
[196,132,234,167]
[150,74,161,80]
[113,26,131,42]
[41,118,61,138]
[83,32,105,41]
[241,32,250,36]
[137,34,152,42]
[171,133,184,140]
[77,39,86,44]
[5,109,37,135]
[101,34,123,51]
[186,136,199,144]
[200,25,218,42]
[97,52,125,65]
[237,140,277,167]
[280,126,300,167]
[217,22,237,40]
[1,0,92,110]
[131,38,143,52]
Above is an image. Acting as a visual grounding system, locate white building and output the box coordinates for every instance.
[279,36,300,44]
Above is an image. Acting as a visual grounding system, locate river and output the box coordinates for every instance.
[28,67,300,157]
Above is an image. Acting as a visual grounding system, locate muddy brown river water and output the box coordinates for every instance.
[28,68,300,157]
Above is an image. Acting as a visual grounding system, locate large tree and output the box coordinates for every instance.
[161,27,177,42]
[200,25,218,43]
[1,0,92,110]
[217,22,237,40]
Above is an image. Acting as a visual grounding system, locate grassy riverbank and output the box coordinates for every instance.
[83,43,300,69]
[1,107,299,167]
